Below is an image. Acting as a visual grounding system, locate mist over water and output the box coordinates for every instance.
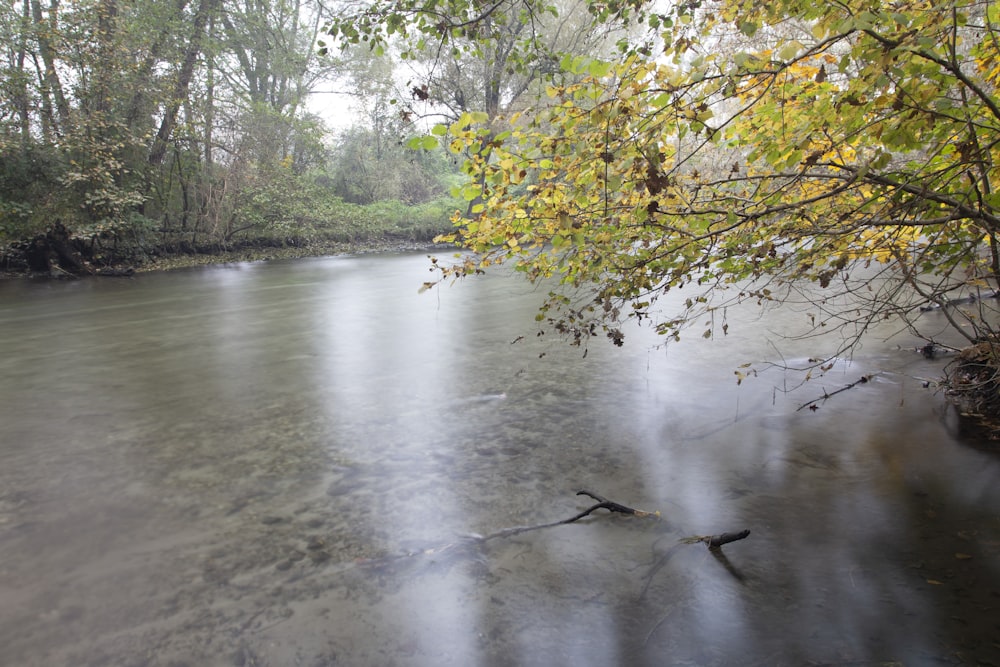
[1,253,999,666]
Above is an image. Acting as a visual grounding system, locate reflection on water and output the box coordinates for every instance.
[1,254,999,666]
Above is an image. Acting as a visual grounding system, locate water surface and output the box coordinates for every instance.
[1,253,999,666]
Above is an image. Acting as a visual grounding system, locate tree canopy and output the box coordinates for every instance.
[0,0,477,274]
[329,0,1000,356]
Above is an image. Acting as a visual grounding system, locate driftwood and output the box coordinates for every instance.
[395,490,748,553]
[463,491,749,555]
[639,527,753,613]
[796,375,874,411]
[459,490,751,650]
[678,529,752,549]
[679,529,751,549]
[323,491,751,595]
[472,490,659,542]
[642,527,753,645]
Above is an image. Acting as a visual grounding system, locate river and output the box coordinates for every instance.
[1,252,998,666]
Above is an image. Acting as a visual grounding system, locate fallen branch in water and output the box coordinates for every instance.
[569,489,658,520]
[478,489,659,542]
[314,491,750,593]
[796,375,874,411]
[643,534,752,646]
[641,528,753,602]
[679,529,751,549]
[342,491,661,572]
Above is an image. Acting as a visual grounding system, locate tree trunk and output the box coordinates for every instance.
[125,0,192,131]
[91,0,117,116]
[14,0,32,145]
[203,12,215,166]
[148,0,219,166]
[30,0,71,133]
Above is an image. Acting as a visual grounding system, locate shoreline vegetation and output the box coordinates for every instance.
[0,236,454,280]
[0,231,453,279]
[0,202,460,279]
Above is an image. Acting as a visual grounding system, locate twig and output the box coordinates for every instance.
[641,528,752,599]
[796,375,874,411]
[570,489,658,520]
[480,490,658,542]
[679,529,751,549]
[707,529,751,549]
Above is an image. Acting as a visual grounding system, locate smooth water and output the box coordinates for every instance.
[1,253,998,666]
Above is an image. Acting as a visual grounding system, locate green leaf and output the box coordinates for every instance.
[651,92,672,108]
[587,59,613,78]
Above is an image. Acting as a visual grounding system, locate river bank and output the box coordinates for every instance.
[0,225,453,279]
[128,236,454,274]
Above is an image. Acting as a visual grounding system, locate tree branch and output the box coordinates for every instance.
[796,374,875,411]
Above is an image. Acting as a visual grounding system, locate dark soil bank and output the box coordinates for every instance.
[0,222,450,278]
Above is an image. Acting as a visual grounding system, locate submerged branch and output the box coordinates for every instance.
[342,491,750,590]
[679,529,752,549]
[641,527,753,601]
[796,375,875,411]
[479,489,659,542]
[572,489,659,520]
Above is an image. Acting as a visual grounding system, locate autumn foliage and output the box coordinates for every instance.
[332,0,1000,352]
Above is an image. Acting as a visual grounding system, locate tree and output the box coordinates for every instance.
[322,48,457,204]
[328,0,627,210]
[403,0,620,123]
[0,0,347,251]
[0,0,160,235]
[329,0,1000,361]
[148,0,220,168]
[140,0,333,237]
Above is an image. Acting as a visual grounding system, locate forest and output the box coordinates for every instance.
[0,0,470,274]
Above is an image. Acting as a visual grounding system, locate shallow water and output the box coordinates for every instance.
[1,253,999,666]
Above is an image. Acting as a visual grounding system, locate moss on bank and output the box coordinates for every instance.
[1,195,463,278]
